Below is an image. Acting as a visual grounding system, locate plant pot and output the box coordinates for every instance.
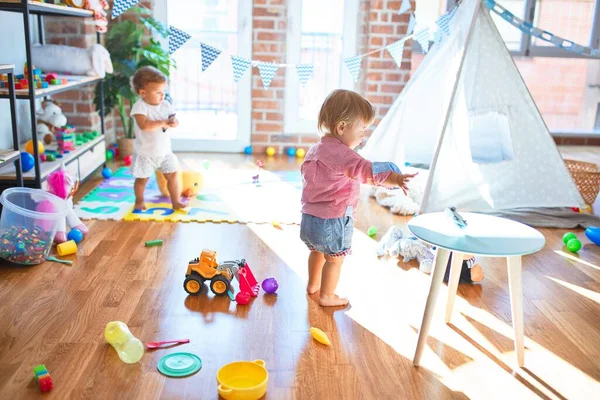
[118,138,135,159]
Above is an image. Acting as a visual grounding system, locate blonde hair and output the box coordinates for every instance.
[131,66,167,93]
[318,89,375,135]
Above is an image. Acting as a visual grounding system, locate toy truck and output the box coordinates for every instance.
[183,249,260,297]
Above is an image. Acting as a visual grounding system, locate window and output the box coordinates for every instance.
[284,0,359,134]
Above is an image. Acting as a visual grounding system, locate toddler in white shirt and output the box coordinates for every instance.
[130,66,186,210]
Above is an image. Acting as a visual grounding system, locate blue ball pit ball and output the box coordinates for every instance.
[585,227,600,246]
[67,228,84,244]
[20,152,35,172]
[244,145,253,155]
[101,167,113,179]
[286,147,297,157]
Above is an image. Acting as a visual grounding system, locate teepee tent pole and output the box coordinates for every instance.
[419,0,483,213]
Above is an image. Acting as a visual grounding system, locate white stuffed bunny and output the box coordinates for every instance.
[31,43,113,78]
[36,100,67,140]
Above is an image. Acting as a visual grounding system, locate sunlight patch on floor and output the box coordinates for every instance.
[248,223,600,399]
[554,250,600,272]
[546,276,600,305]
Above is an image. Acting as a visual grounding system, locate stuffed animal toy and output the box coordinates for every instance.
[156,170,204,198]
[31,43,113,78]
[376,226,405,257]
[45,165,89,244]
[84,0,109,33]
[37,100,67,142]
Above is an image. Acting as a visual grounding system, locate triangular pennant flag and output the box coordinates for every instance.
[407,14,417,35]
[344,56,362,82]
[231,56,252,83]
[168,26,191,55]
[386,39,406,67]
[257,62,279,89]
[435,10,453,38]
[399,0,411,14]
[414,27,430,53]
[295,64,314,86]
[111,0,138,18]
[200,43,222,72]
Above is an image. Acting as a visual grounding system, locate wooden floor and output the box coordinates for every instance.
[1,150,600,399]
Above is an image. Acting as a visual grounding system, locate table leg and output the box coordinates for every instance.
[507,255,524,367]
[445,251,464,323]
[413,247,451,367]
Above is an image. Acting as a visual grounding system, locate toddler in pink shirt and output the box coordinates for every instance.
[301,89,417,307]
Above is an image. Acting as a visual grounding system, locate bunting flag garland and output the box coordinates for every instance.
[200,43,222,72]
[344,55,362,82]
[436,9,453,37]
[295,64,314,87]
[398,0,411,15]
[112,0,138,18]
[386,38,407,67]
[231,56,252,82]
[407,14,417,35]
[414,28,430,53]
[168,26,191,55]
[485,0,600,58]
[257,62,279,89]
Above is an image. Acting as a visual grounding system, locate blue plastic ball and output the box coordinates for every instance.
[67,228,84,244]
[101,167,113,179]
[20,152,35,172]
[585,227,600,246]
[286,147,297,157]
[244,145,253,155]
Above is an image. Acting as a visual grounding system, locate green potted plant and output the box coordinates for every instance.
[95,7,173,157]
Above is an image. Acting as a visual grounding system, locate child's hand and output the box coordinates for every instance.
[167,114,178,128]
[396,173,418,195]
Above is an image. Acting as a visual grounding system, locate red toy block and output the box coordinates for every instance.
[38,376,53,392]
[45,73,58,84]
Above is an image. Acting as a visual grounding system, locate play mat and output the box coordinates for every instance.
[75,167,303,224]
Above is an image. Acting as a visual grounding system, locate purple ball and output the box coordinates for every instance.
[261,277,278,294]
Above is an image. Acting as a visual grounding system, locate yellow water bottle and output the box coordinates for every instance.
[104,321,144,364]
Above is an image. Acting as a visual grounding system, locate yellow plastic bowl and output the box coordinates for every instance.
[217,360,268,400]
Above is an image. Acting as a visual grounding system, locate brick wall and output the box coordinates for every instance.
[250,0,413,154]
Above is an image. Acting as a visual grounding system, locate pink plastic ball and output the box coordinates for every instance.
[261,277,278,294]
[124,154,132,166]
[236,291,251,305]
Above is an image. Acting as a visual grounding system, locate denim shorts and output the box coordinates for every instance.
[300,207,354,257]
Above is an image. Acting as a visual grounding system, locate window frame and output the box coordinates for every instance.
[283,0,360,134]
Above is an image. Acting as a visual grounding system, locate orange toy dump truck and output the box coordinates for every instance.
[183,249,260,297]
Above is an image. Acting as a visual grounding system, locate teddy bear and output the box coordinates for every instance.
[84,0,109,33]
[36,100,67,143]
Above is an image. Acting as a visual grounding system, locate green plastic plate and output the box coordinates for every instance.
[157,352,202,377]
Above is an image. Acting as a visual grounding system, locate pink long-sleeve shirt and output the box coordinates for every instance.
[301,136,400,219]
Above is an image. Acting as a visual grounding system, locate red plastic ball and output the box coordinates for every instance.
[124,154,132,166]
[235,291,251,305]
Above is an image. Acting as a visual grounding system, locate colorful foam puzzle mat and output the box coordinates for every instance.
[75,167,303,224]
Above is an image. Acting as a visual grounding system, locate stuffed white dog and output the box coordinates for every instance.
[31,43,113,78]
[37,100,67,139]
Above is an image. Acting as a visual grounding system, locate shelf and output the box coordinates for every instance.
[0,134,104,181]
[0,150,20,169]
[0,64,14,75]
[0,74,102,99]
[0,1,94,18]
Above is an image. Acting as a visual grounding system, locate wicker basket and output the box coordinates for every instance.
[564,159,600,205]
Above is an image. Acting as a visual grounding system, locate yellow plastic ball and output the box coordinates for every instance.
[296,148,306,158]
[25,140,44,155]
[266,146,276,157]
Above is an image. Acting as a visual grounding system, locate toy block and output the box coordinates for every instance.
[16,74,24,79]
[33,364,47,376]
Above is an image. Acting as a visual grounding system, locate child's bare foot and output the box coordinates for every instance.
[318,293,349,307]
[134,201,146,211]
[306,284,320,295]
[172,201,187,210]
[470,264,484,282]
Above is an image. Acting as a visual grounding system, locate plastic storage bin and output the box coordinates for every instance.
[0,187,68,265]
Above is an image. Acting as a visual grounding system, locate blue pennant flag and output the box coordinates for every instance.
[436,10,453,37]
[258,62,279,89]
[399,0,411,15]
[201,43,222,72]
[344,56,362,82]
[168,26,191,55]
[231,56,252,83]
[414,28,430,53]
[295,64,314,86]
[112,0,138,18]
[407,14,416,35]
[386,39,406,67]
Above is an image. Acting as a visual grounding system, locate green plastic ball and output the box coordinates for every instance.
[367,226,378,237]
[567,238,582,253]
[105,149,114,160]
[562,232,577,245]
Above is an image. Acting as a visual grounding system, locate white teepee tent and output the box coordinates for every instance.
[361,0,584,214]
